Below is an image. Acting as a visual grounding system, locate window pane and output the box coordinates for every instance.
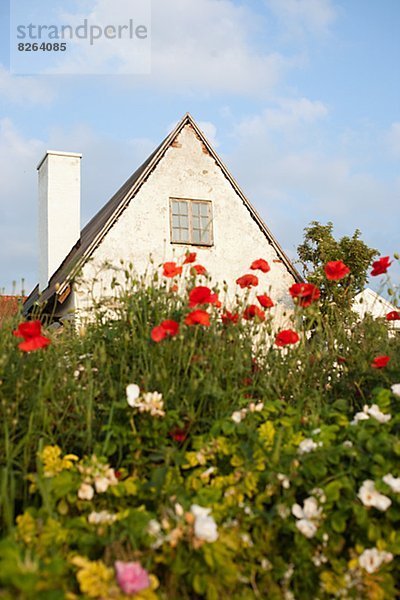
[179,202,188,215]
[172,201,181,214]
[192,229,201,243]
[172,215,180,228]
[180,216,188,228]
[180,229,189,242]
[200,229,210,244]
[192,203,200,216]
[171,228,180,242]
[200,203,209,217]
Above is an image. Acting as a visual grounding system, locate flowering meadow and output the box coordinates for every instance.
[0,253,400,599]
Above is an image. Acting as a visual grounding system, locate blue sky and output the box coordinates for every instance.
[0,0,399,294]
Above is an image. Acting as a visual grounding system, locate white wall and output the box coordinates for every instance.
[74,125,295,323]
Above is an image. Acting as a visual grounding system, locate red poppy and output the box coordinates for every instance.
[324,261,350,281]
[163,262,183,278]
[371,355,390,369]
[257,294,274,308]
[250,259,271,273]
[191,264,207,275]
[169,426,188,443]
[185,310,210,326]
[13,320,51,352]
[289,283,320,307]
[183,252,197,264]
[151,319,179,342]
[275,329,300,347]
[243,305,265,321]
[236,274,259,288]
[386,310,400,321]
[221,310,240,325]
[188,286,219,307]
[371,256,392,276]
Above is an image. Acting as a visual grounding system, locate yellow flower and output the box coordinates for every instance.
[16,512,37,545]
[72,556,114,598]
[40,445,78,477]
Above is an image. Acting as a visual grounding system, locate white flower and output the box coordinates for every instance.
[231,409,247,423]
[358,480,392,511]
[351,404,391,425]
[127,387,165,417]
[277,473,290,489]
[358,548,393,573]
[174,503,184,516]
[343,440,353,448]
[296,518,318,538]
[261,558,272,571]
[147,519,162,536]
[248,402,264,413]
[292,496,322,538]
[141,391,165,417]
[190,504,218,543]
[311,487,326,503]
[94,476,111,493]
[200,467,215,481]
[105,468,118,486]
[88,510,116,525]
[298,438,321,455]
[351,410,369,425]
[367,404,391,423]
[383,473,400,493]
[78,483,94,501]
[126,383,140,407]
[240,533,253,546]
[391,383,400,397]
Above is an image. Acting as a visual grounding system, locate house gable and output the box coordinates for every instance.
[25,113,301,315]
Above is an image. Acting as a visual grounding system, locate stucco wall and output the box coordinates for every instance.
[74,124,295,323]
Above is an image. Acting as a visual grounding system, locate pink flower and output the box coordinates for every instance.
[115,561,150,595]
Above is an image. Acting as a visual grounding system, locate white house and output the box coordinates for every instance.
[24,113,302,321]
[353,288,400,331]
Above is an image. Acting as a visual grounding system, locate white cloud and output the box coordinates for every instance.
[198,122,219,148]
[265,0,337,36]
[42,0,296,95]
[0,65,56,105]
[226,105,400,269]
[236,97,328,137]
[0,118,157,292]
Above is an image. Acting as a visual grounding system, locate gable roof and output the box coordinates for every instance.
[24,113,302,313]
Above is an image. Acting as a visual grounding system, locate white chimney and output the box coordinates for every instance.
[37,151,82,292]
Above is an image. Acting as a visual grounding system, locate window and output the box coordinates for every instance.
[170,198,213,246]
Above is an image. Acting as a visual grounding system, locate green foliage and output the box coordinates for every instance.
[0,257,399,599]
[297,221,378,311]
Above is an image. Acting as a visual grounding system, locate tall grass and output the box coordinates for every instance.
[0,265,399,536]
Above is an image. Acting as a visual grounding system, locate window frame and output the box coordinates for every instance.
[169,197,214,247]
